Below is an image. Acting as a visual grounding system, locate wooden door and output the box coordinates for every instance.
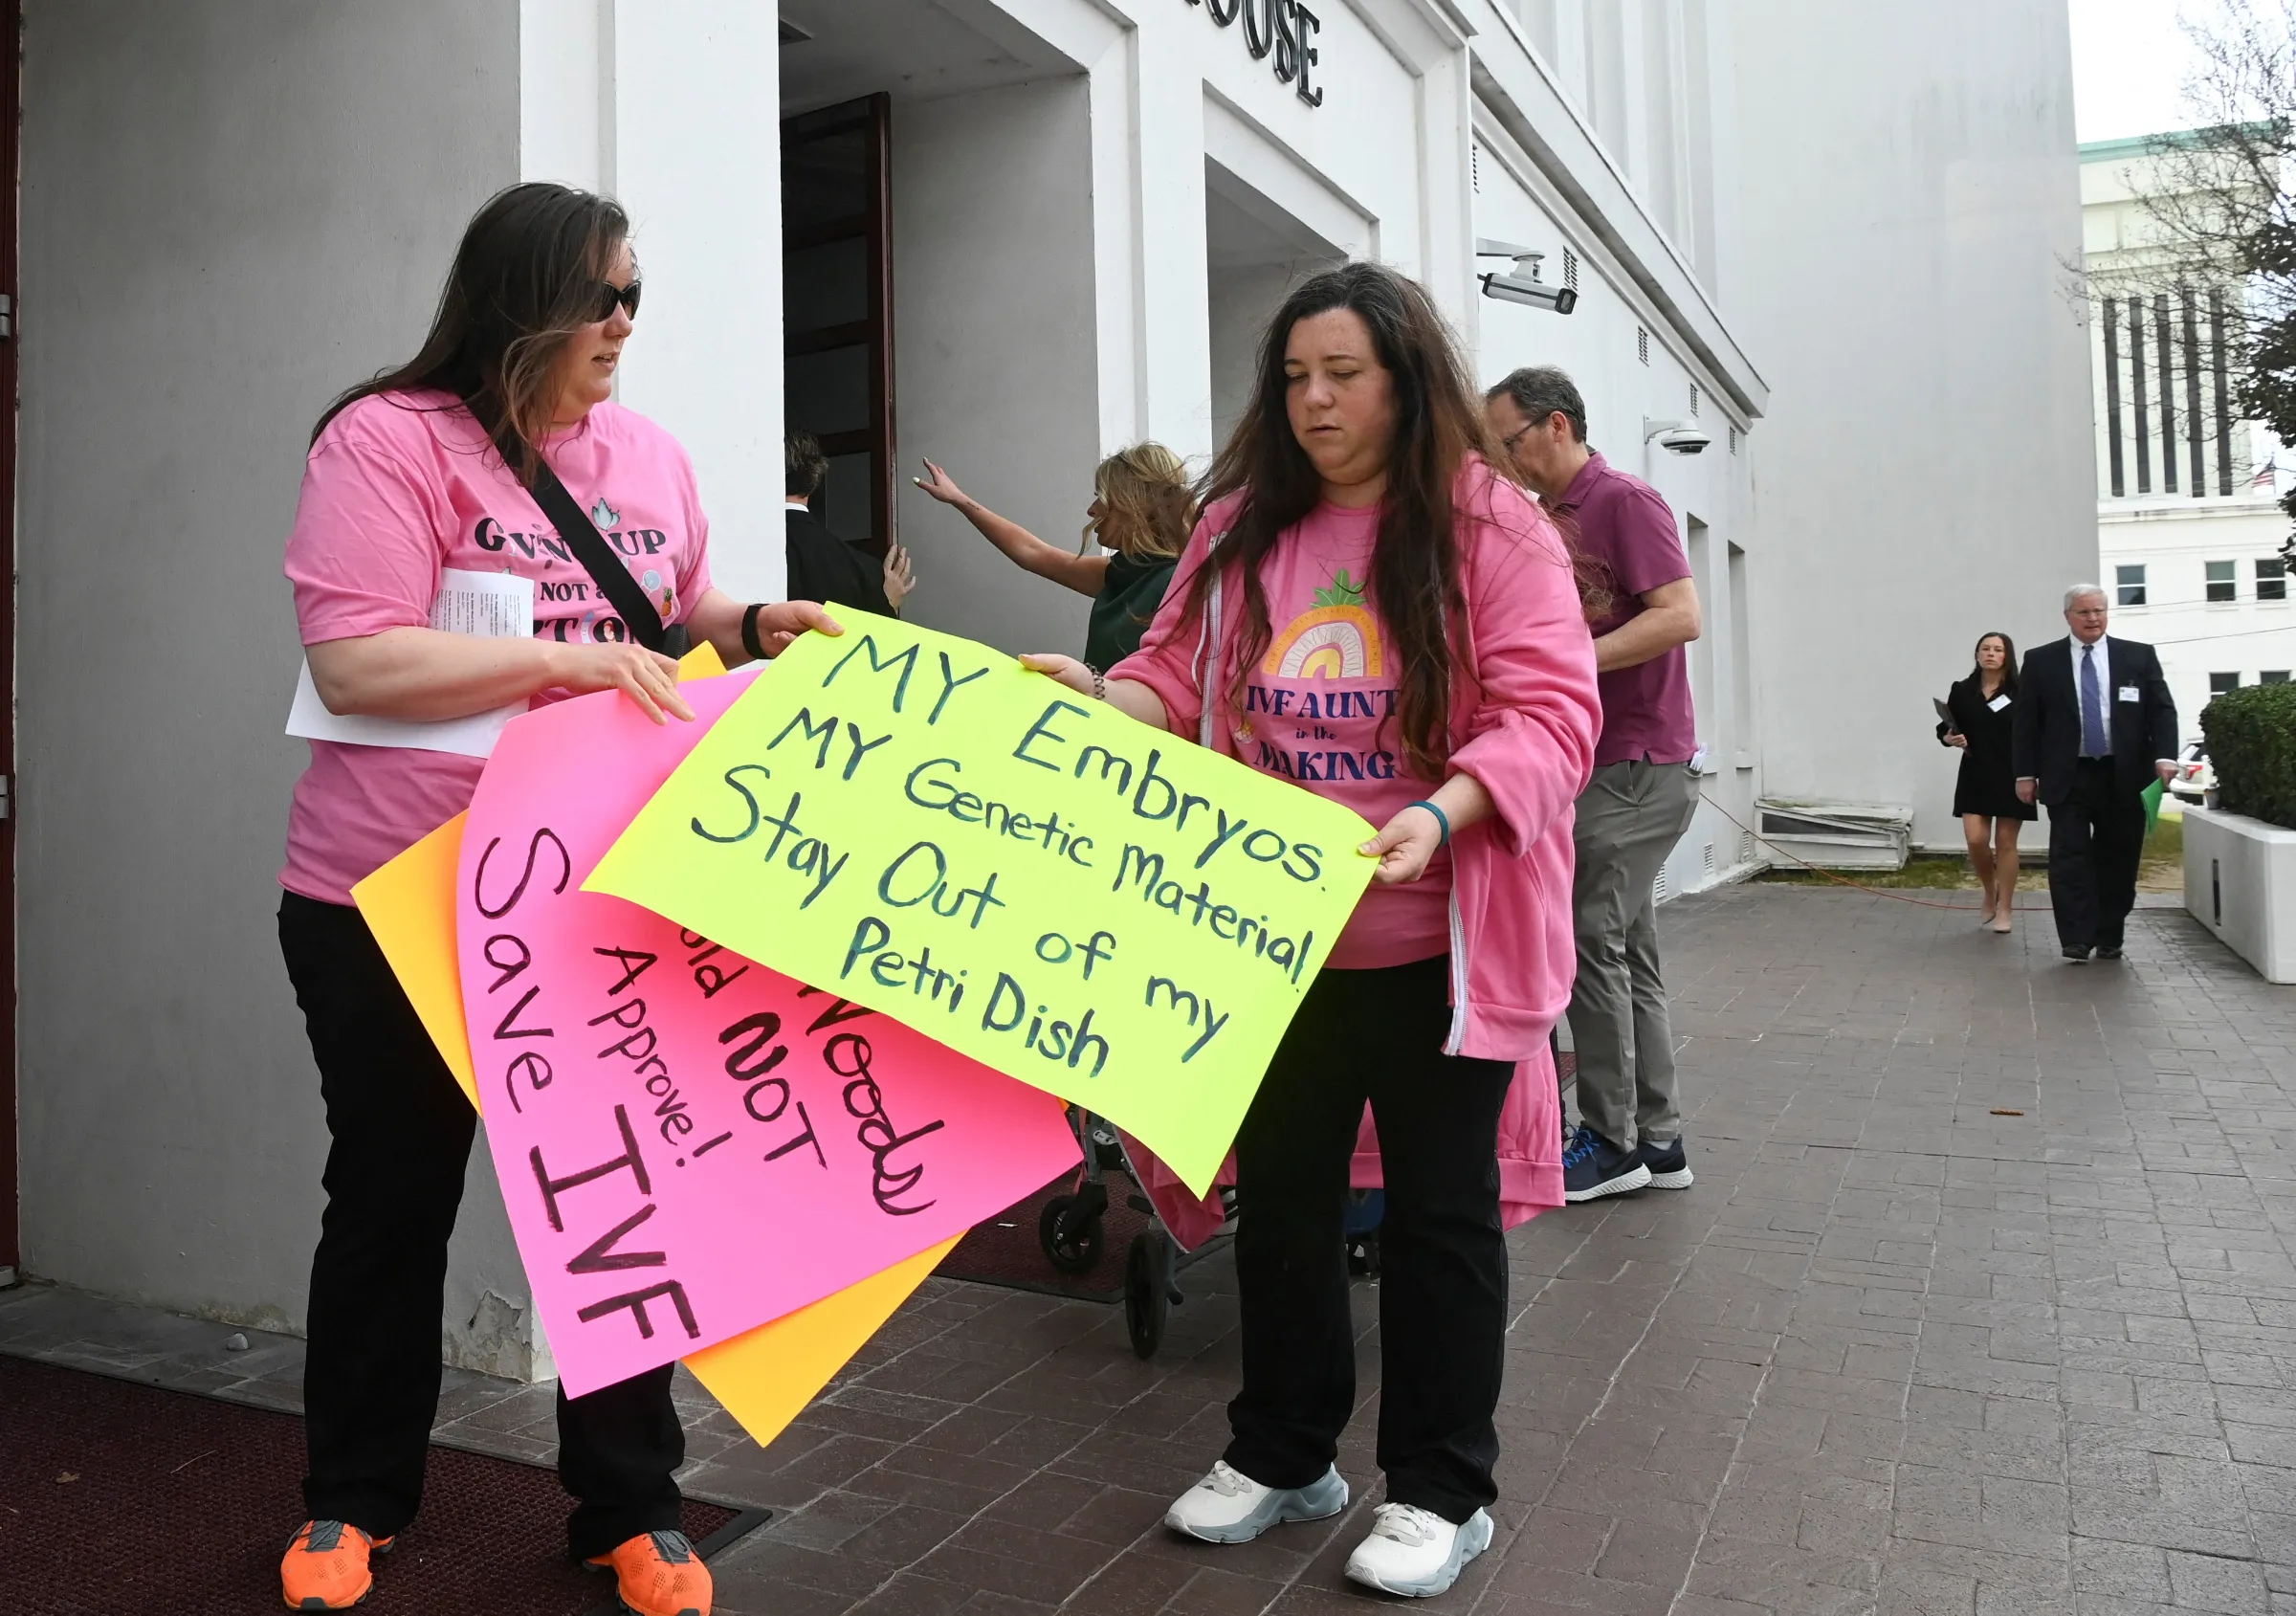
[1,0,21,1285]
[782,92,895,552]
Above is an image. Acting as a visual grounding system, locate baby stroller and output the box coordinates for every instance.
[1045,1045,1567,1360]
[1034,1108,1387,1360]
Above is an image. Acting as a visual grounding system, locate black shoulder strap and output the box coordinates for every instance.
[528,457,668,653]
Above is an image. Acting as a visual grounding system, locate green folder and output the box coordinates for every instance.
[2142,777,2163,838]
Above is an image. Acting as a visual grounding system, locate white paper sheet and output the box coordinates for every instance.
[285,569,537,759]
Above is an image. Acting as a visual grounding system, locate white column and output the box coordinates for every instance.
[1134,19,1218,462]
[519,0,612,191]
[1419,41,1479,343]
[520,0,785,603]
[611,5,784,602]
[1086,26,1146,453]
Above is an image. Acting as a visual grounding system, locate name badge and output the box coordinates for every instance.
[2118,684,2140,702]
[1987,694,2011,712]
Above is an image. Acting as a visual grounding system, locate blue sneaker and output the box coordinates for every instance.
[1164,1460,1348,1543]
[1562,1124,1651,1203]
[1632,1136,1694,1190]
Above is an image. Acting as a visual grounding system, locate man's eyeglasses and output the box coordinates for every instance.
[1500,421,1536,454]
[586,279,643,321]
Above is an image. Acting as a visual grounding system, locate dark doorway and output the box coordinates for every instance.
[782,93,895,552]
[1,0,20,1285]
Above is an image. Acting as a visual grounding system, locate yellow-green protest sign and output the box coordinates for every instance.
[586,611,1376,1194]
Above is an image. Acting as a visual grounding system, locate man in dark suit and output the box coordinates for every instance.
[784,430,912,616]
[2011,584,2178,962]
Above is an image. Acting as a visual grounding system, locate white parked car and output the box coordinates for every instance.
[2169,741,2215,805]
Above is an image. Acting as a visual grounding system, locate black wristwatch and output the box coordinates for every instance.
[741,602,767,661]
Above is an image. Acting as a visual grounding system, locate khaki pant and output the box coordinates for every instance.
[1566,759,1701,1150]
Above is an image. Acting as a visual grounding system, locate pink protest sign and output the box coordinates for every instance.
[457,675,1079,1396]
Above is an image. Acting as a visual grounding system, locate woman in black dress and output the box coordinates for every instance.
[1939,631,2036,934]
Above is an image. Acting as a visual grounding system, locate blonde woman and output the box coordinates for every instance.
[915,445,1196,667]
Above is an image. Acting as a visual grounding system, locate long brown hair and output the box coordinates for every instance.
[1971,631,2020,696]
[1181,262,1494,781]
[1087,443,1198,563]
[311,183,630,484]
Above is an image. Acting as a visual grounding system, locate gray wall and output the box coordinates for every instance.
[18,0,541,1370]
[889,77,1101,656]
[1730,1,2097,845]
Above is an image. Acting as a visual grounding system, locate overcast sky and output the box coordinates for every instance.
[2070,0,2211,144]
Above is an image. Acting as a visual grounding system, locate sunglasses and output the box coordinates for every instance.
[585,279,643,321]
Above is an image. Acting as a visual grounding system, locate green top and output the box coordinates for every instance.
[1084,551,1179,670]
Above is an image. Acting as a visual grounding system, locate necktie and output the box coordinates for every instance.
[2080,644,2108,757]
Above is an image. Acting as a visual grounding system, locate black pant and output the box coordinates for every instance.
[278,892,685,1559]
[1225,955,1512,1524]
[2045,760,2147,950]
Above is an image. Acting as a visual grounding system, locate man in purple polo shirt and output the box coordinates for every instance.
[1487,367,1703,1204]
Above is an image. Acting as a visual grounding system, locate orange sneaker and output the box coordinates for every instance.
[586,1529,713,1616]
[279,1518,393,1610]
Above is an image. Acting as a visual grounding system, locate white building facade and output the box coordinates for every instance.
[2081,134,2295,734]
[8,1,2093,1365]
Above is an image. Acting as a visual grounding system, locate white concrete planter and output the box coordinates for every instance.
[2184,805,2296,984]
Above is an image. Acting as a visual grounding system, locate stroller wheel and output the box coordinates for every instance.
[1039,1194,1104,1274]
[1124,1231,1174,1359]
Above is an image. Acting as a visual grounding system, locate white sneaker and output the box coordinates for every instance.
[1343,1503,1495,1597]
[1163,1459,1348,1544]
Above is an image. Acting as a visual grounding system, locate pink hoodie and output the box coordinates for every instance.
[1110,456,1600,1240]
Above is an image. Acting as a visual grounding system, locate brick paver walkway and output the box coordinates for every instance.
[6,887,2294,1615]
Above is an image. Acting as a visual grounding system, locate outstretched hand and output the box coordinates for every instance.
[1360,805,1446,886]
[752,600,842,660]
[914,458,969,509]
[882,542,916,613]
[1018,653,1095,696]
[552,643,695,725]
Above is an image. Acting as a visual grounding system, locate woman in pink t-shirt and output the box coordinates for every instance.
[274,184,831,1616]
[1025,263,1599,1598]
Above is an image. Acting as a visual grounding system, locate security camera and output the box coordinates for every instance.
[1642,417,1712,455]
[1475,239,1578,315]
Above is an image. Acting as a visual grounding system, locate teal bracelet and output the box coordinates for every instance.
[1407,799,1450,847]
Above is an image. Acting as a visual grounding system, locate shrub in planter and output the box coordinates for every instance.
[2202,681,2296,830]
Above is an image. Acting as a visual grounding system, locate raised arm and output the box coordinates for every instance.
[915,458,1111,598]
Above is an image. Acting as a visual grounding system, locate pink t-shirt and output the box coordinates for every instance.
[280,391,714,904]
[1227,501,1453,970]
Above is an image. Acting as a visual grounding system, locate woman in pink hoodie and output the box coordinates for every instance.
[1022,262,1598,1597]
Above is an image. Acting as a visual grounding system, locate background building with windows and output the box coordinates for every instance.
[8,0,2096,1373]
[2082,133,2295,733]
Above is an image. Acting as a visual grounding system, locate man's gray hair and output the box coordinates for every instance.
[2064,583,2108,609]
[1487,365,1588,444]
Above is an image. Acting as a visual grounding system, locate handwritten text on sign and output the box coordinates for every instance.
[586,613,1376,1195]
[458,678,1079,1396]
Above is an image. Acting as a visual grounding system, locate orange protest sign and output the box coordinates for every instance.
[354,811,479,1106]
[685,1237,954,1448]
[348,717,947,1444]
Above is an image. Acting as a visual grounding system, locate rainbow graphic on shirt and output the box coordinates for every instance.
[1263,567,1382,679]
